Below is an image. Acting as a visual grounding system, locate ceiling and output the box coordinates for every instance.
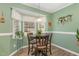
[23,3,73,13]
[13,7,45,17]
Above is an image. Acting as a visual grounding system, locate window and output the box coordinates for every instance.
[23,16,46,34]
[38,22,45,32]
[14,20,19,32]
[23,16,36,34]
[37,17,46,32]
[12,9,22,38]
[12,9,46,38]
[24,21,35,32]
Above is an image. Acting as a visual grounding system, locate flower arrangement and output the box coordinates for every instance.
[36,29,42,36]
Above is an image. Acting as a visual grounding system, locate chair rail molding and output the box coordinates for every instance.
[0,33,12,36]
[45,31,76,35]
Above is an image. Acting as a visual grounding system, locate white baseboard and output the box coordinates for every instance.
[9,43,79,56]
[9,45,28,56]
[51,43,79,56]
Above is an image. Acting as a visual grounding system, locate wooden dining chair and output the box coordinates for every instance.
[35,35,49,56]
[27,33,36,55]
[42,33,52,55]
[47,33,52,55]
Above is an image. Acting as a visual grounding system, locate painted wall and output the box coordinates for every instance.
[52,4,79,53]
[1,3,79,55]
[0,3,51,55]
[46,14,53,31]
[0,4,12,56]
[0,4,12,33]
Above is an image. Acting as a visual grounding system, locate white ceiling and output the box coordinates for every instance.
[13,7,45,17]
[23,3,73,13]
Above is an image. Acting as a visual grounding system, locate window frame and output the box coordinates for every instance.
[12,18,22,39]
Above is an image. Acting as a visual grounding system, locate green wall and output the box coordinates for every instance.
[46,14,53,31]
[52,4,79,53]
[0,36,11,56]
[0,4,12,33]
[1,3,79,55]
[0,3,51,55]
[0,4,12,56]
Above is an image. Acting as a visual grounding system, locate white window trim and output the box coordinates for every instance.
[12,18,22,39]
[12,18,15,39]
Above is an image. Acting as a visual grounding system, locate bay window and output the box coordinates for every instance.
[12,9,46,38]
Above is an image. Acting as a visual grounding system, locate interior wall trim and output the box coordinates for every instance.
[9,45,28,56]
[46,31,76,35]
[0,31,75,36]
[51,43,79,56]
[53,4,73,13]
[0,33,12,36]
[9,43,79,56]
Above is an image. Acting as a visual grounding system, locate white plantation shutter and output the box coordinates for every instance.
[14,20,19,32]
[23,16,36,33]
[24,21,35,32]
[24,22,29,32]
[12,9,22,38]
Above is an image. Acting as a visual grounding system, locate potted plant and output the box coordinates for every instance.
[76,29,79,45]
[76,29,79,41]
[15,31,24,39]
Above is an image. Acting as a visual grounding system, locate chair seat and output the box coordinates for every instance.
[37,45,46,49]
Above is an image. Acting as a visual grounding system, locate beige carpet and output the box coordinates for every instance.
[13,46,77,56]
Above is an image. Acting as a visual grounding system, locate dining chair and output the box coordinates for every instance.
[27,33,36,55]
[35,35,49,56]
[42,33,52,55]
[47,33,52,55]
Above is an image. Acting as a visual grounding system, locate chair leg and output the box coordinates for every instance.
[31,44,33,52]
[46,46,47,55]
[28,47,30,55]
[50,50,52,55]
[50,45,52,55]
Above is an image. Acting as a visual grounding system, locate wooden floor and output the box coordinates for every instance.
[13,46,77,56]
